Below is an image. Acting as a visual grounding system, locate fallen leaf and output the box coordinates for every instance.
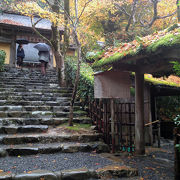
[95,163,99,165]
[90,154,96,156]
[18,155,21,158]
[0,170,4,173]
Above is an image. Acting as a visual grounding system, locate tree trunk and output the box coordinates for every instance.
[54,50,66,87]
[51,0,66,87]
[177,0,180,22]
[63,0,70,56]
[68,30,81,126]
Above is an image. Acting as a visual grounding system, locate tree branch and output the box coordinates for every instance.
[78,0,93,20]
[114,3,130,17]
[125,0,138,32]
[140,0,176,28]
[30,16,52,47]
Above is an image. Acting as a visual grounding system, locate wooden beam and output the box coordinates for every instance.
[138,59,173,74]
[113,63,139,72]
[135,72,145,155]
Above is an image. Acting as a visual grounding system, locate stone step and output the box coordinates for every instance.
[1,69,58,75]
[0,164,138,180]
[0,105,80,112]
[1,68,58,74]
[0,117,92,126]
[0,125,48,134]
[1,141,109,156]
[0,100,80,106]
[0,133,101,145]
[0,79,58,84]
[0,110,87,118]
[0,82,60,88]
[0,84,63,89]
[0,92,72,97]
[0,96,71,101]
[0,88,72,93]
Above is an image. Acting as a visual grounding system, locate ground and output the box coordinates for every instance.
[0,138,174,179]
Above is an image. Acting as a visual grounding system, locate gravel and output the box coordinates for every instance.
[0,152,114,174]
[121,148,174,180]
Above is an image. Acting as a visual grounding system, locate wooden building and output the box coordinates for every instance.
[92,24,180,154]
[0,12,75,67]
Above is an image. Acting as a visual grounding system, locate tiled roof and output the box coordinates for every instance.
[0,12,63,31]
[0,19,23,26]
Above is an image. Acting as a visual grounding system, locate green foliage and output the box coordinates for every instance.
[174,115,180,152]
[171,61,180,77]
[65,56,94,106]
[59,123,91,131]
[167,24,179,32]
[174,115,180,126]
[86,51,104,63]
[156,96,180,122]
[0,50,6,71]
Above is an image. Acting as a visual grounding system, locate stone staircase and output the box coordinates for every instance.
[0,67,109,157]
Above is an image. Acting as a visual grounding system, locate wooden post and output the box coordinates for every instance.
[135,72,145,155]
[111,99,115,153]
[10,34,16,67]
[174,127,180,180]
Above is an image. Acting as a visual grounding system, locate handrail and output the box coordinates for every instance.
[145,120,160,127]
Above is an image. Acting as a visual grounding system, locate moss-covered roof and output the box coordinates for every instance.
[144,74,180,87]
[92,24,180,68]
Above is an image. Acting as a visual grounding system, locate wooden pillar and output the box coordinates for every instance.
[135,72,145,155]
[111,99,115,153]
[10,33,16,67]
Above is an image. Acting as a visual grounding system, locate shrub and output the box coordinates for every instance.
[0,50,6,71]
[65,56,94,107]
